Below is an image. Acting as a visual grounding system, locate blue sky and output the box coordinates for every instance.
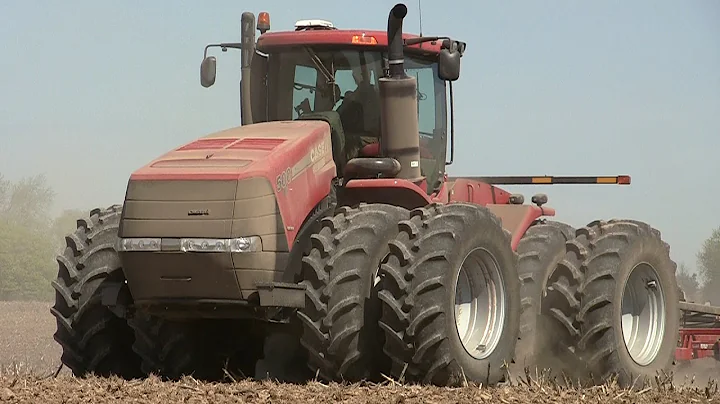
[0,1,718,272]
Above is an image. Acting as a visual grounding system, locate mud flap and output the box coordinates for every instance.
[101,281,133,319]
[256,282,306,308]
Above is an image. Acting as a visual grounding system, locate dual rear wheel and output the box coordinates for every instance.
[376,203,520,386]
[535,219,679,387]
[296,202,521,385]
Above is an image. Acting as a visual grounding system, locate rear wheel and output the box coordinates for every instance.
[378,203,520,386]
[297,203,409,382]
[540,219,679,387]
[50,205,143,378]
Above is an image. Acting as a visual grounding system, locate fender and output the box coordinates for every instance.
[448,177,555,250]
[485,204,556,250]
[340,178,433,210]
[447,177,513,205]
[281,186,337,284]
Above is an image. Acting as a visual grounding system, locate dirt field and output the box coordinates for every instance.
[2,376,720,404]
[2,300,720,403]
[0,301,63,377]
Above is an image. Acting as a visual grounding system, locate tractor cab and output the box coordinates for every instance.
[200,12,465,195]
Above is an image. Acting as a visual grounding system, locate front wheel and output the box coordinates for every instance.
[50,205,143,378]
[297,203,410,382]
[378,203,520,386]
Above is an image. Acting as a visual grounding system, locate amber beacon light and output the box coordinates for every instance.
[257,12,270,33]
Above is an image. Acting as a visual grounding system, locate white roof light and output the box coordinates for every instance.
[295,19,335,30]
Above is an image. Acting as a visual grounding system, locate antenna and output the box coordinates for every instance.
[418,0,423,36]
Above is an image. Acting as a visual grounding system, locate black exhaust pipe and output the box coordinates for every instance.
[386,4,408,78]
[378,3,422,181]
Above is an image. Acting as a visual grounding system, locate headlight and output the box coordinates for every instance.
[117,238,161,252]
[118,236,262,253]
[180,237,261,253]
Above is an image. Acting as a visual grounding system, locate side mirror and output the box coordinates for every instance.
[438,49,460,81]
[200,56,217,88]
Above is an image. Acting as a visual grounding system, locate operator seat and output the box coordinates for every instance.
[336,81,381,161]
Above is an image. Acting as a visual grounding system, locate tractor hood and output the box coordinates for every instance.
[129,120,333,181]
[119,119,338,304]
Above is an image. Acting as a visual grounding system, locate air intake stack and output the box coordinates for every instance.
[378,3,422,181]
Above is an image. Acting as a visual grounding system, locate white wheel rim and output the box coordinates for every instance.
[454,247,506,360]
[621,262,666,366]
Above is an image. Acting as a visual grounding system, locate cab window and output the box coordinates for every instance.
[292,65,318,119]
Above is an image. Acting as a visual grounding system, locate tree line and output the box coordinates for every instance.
[0,174,86,300]
[676,226,720,305]
[0,173,719,303]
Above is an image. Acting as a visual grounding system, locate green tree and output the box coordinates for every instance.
[698,226,720,305]
[676,263,699,302]
[0,223,57,300]
[0,174,54,227]
[0,174,8,205]
[0,173,58,300]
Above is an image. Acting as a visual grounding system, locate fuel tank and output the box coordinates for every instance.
[117,120,337,310]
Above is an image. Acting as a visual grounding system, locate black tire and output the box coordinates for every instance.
[297,203,409,382]
[514,220,574,368]
[128,313,263,381]
[50,204,143,378]
[378,203,520,386]
[540,219,679,387]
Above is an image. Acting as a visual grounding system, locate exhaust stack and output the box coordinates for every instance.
[379,3,422,181]
[240,12,256,125]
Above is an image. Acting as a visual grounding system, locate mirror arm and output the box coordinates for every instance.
[203,42,243,59]
[404,36,448,46]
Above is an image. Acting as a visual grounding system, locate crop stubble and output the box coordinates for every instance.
[1,301,720,403]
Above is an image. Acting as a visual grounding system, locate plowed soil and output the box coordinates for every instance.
[2,301,720,403]
[2,376,720,404]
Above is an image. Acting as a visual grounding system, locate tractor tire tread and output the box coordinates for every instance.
[541,219,679,386]
[514,220,575,367]
[379,202,519,386]
[298,203,409,382]
[50,204,142,379]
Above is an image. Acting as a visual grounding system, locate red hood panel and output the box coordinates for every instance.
[130,120,330,181]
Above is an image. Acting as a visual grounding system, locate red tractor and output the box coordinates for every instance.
[50,3,680,387]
